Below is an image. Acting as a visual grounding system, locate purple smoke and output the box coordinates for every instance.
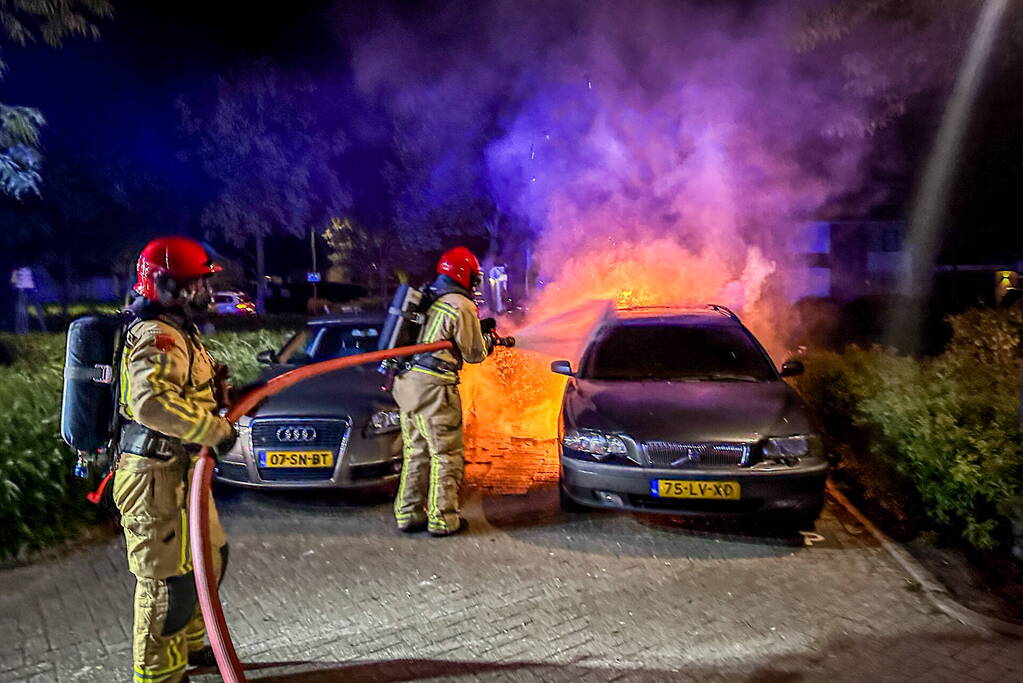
[347,0,962,339]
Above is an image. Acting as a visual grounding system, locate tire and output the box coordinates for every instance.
[783,500,825,534]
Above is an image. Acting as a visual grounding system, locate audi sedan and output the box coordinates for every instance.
[552,305,827,528]
[215,313,403,489]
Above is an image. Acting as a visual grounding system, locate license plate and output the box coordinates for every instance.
[258,450,334,469]
[651,480,740,500]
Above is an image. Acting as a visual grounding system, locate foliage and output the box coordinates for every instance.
[0,332,94,561]
[0,0,113,199]
[795,308,1023,549]
[204,328,294,386]
[180,60,352,247]
[0,0,112,56]
[0,327,294,560]
[0,103,44,198]
[796,0,977,137]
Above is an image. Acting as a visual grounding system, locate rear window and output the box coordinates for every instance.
[583,323,775,381]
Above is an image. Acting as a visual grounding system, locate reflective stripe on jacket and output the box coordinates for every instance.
[412,293,490,384]
[119,318,232,447]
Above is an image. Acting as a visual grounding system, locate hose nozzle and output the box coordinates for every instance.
[491,335,516,348]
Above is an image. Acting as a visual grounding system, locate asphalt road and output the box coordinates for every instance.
[2,479,1022,682]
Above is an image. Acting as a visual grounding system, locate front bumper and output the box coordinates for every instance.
[214,416,403,490]
[561,455,827,516]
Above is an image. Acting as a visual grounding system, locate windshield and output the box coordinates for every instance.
[583,323,775,381]
[278,324,381,364]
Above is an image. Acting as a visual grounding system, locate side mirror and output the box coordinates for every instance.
[780,360,804,377]
[551,360,575,377]
[256,349,277,365]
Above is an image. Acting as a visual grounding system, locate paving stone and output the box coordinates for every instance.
[1,462,1022,682]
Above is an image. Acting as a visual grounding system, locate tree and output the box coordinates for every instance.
[0,0,113,198]
[180,60,352,311]
[0,104,43,198]
[795,0,1022,136]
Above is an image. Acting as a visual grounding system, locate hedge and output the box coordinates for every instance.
[0,327,294,561]
[794,308,1023,549]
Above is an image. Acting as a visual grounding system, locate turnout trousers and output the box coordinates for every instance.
[392,372,465,533]
[114,452,227,683]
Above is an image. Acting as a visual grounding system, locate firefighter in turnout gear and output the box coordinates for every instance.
[113,237,237,683]
[393,246,493,536]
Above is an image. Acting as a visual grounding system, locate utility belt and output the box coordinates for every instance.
[119,421,196,462]
[407,354,459,376]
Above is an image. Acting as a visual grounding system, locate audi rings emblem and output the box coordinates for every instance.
[276,426,317,442]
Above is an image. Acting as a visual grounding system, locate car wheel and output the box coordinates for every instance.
[559,483,587,513]
[782,500,824,533]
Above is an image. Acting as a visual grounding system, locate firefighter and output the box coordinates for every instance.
[113,236,237,683]
[392,246,494,536]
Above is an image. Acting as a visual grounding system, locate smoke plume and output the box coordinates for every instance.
[349,0,942,357]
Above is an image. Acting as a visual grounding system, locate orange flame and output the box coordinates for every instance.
[461,238,796,492]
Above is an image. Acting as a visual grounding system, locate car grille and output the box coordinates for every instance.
[250,418,349,482]
[643,441,753,468]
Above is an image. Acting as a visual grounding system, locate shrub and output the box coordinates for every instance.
[204,329,295,386]
[0,327,296,560]
[795,308,1023,549]
[0,333,96,561]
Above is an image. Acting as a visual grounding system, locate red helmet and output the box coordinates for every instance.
[437,246,481,290]
[134,236,221,302]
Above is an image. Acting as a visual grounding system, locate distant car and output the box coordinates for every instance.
[215,313,403,490]
[212,291,256,316]
[552,305,827,528]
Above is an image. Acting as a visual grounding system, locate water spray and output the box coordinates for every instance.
[188,339,455,682]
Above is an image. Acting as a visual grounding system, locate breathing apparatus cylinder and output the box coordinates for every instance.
[61,315,125,456]
[378,284,426,352]
[377,284,430,388]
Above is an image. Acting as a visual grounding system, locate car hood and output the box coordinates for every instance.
[564,379,811,443]
[248,364,396,418]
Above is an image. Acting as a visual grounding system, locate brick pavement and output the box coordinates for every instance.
[2,469,1022,682]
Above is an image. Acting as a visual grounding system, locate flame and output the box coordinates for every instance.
[461,237,795,493]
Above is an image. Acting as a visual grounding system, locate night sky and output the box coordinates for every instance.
[2,1,1021,286]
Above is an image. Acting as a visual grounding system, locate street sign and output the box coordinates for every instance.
[306,272,321,283]
[11,267,35,290]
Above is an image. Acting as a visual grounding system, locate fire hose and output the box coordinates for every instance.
[187,335,514,681]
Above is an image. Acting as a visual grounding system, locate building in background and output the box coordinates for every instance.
[791,221,912,303]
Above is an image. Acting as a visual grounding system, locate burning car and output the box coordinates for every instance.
[215,313,403,489]
[552,305,826,528]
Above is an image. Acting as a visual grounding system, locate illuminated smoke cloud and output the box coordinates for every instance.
[350,0,933,355]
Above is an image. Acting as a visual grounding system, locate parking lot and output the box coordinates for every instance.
[2,444,1023,682]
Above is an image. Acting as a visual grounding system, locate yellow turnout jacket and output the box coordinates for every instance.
[119,317,232,447]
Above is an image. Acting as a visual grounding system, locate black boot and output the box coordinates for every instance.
[398,521,427,533]
[429,518,468,537]
[188,645,217,667]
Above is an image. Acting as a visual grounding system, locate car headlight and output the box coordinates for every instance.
[369,410,401,434]
[562,429,628,460]
[220,423,250,463]
[762,434,821,465]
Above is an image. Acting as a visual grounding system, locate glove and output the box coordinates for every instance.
[211,424,239,459]
[480,317,497,334]
[213,363,232,409]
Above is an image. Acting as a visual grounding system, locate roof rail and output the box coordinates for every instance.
[706,304,740,321]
